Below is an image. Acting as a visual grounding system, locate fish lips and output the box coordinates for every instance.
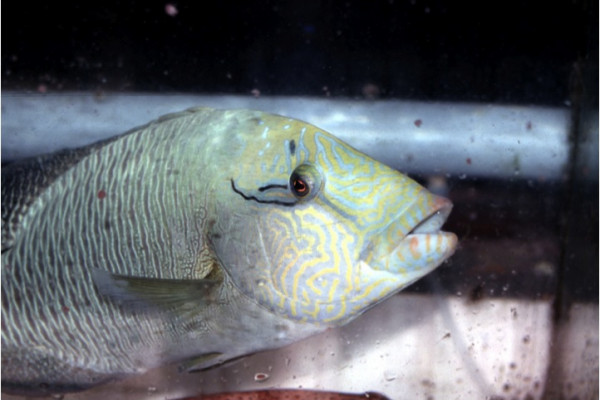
[360,192,457,284]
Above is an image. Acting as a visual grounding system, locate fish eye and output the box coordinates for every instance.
[292,177,309,196]
[289,164,322,201]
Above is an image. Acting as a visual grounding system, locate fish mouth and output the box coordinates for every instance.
[407,195,453,235]
[360,192,457,281]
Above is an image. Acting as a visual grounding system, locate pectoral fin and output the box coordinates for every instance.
[91,268,223,313]
[180,352,252,373]
[177,352,223,373]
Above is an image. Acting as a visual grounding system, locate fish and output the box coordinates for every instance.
[1,107,457,395]
[178,389,391,400]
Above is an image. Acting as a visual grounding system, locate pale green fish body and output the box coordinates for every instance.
[1,107,457,395]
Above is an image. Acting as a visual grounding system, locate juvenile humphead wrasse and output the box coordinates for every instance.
[1,107,457,395]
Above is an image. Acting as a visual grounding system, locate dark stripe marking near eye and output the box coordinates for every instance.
[230,179,296,207]
[258,183,288,192]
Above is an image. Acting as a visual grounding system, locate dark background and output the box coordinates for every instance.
[2,0,597,105]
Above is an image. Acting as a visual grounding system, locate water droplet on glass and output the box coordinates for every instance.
[256,279,266,287]
[254,372,270,382]
[384,370,397,381]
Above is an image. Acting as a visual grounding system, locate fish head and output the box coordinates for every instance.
[212,111,457,325]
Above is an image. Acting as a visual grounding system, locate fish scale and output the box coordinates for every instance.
[1,107,456,395]
[3,114,208,387]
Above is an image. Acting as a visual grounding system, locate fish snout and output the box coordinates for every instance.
[360,190,457,279]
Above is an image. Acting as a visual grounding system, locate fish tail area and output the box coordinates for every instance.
[1,347,118,396]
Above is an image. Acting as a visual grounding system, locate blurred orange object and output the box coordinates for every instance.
[180,389,390,400]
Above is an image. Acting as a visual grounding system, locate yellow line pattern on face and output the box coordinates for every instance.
[256,203,362,322]
[251,127,407,322]
[223,112,454,325]
[347,275,395,304]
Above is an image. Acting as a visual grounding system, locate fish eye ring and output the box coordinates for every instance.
[289,164,323,201]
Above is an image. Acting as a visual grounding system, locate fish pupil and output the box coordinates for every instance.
[292,177,309,196]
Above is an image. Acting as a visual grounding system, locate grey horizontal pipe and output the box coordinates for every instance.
[1,92,571,180]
